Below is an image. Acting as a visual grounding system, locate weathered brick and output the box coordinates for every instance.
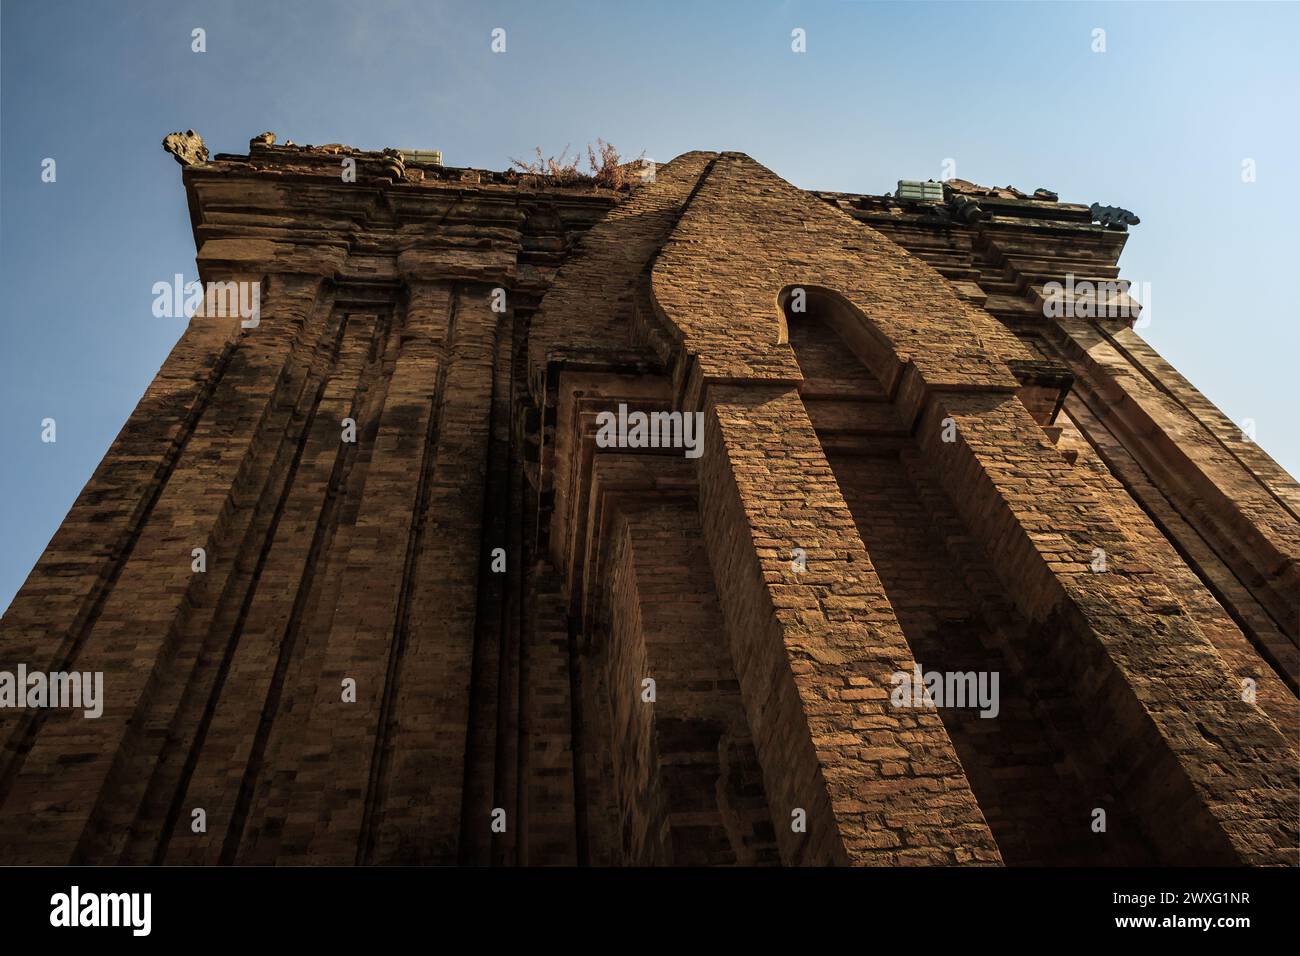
[0,136,1293,867]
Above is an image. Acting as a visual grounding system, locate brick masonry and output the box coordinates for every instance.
[0,135,1294,865]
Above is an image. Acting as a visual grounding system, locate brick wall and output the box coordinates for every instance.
[1,138,1293,866]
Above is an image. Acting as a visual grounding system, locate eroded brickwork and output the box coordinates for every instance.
[0,135,1294,866]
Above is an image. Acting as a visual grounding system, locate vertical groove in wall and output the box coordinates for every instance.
[155,301,359,865]
[565,613,589,864]
[90,282,338,863]
[232,305,398,860]
[1095,322,1300,522]
[0,336,238,805]
[1061,366,1297,689]
[74,277,335,862]
[359,286,455,864]
[1043,323,1297,650]
[459,309,512,863]
[159,334,336,863]
[492,405,528,867]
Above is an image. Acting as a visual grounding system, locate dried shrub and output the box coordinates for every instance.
[509,145,583,184]
[510,140,645,189]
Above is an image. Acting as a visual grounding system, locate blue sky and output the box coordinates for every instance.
[2,0,1298,613]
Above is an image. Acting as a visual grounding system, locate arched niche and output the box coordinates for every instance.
[777,284,904,396]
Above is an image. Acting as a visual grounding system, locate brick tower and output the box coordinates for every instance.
[0,133,1295,865]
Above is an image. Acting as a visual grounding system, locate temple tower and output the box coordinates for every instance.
[0,135,1294,865]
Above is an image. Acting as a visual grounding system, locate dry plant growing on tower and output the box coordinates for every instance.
[511,139,644,188]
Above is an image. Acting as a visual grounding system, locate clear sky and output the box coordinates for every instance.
[2,0,1298,614]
